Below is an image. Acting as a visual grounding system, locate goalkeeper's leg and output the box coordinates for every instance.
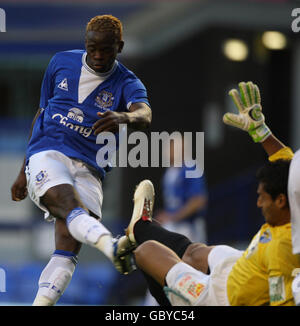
[133,221,212,305]
[127,179,192,256]
[126,180,200,305]
[135,240,210,306]
[127,179,213,305]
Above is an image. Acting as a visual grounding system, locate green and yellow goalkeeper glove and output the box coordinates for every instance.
[223,81,271,143]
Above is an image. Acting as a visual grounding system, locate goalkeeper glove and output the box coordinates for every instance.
[223,81,271,143]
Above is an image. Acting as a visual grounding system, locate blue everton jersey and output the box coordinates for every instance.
[162,165,207,221]
[26,50,150,179]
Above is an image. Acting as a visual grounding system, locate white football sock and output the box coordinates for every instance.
[94,234,115,261]
[66,207,114,260]
[32,250,77,306]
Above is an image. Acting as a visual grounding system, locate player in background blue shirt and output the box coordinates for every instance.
[155,137,208,244]
[10,15,152,306]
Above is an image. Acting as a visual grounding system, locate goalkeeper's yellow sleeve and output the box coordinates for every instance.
[268,147,294,162]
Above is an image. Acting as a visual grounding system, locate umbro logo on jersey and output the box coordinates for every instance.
[58,78,68,91]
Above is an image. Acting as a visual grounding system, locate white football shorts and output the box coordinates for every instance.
[288,149,300,254]
[25,150,103,222]
[165,245,243,306]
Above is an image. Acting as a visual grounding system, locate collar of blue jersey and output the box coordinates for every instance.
[82,52,118,78]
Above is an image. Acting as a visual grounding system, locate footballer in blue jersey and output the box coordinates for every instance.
[11,15,152,306]
[162,165,207,220]
[26,49,150,179]
[155,138,208,243]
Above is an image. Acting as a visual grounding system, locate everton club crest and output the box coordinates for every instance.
[95,90,114,110]
[35,170,49,187]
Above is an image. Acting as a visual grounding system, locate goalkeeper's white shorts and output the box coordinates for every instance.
[165,245,243,306]
[25,150,103,221]
[288,149,300,254]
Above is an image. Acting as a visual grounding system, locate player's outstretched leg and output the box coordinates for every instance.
[124,179,195,306]
[41,184,134,275]
[65,207,136,274]
[125,179,192,257]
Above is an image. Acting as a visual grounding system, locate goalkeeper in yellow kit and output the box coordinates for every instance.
[223,81,300,305]
[123,82,300,306]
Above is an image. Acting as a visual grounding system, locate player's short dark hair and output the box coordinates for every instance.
[256,159,291,201]
[86,15,123,41]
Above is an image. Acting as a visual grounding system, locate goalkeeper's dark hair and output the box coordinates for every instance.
[86,15,123,41]
[256,159,291,202]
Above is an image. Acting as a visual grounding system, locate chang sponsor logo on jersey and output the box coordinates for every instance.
[52,108,92,138]
[67,108,84,123]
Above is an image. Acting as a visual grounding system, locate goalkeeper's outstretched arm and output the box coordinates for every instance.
[261,134,286,157]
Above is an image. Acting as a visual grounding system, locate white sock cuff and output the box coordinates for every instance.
[52,249,78,265]
[66,207,88,226]
[66,207,111,246]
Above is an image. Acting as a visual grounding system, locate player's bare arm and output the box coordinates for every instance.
[92,102,151,135]
[261,134,286,157]
[11,108,42,201]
